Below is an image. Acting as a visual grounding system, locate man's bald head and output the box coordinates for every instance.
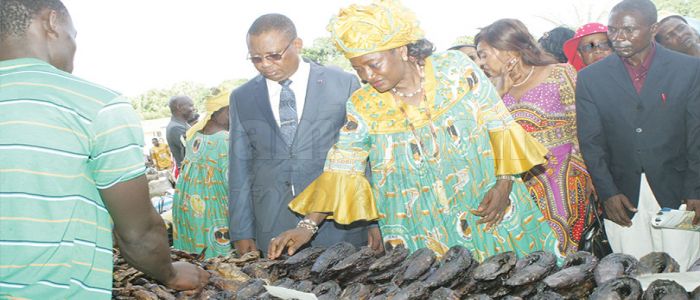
[168,95,195,122]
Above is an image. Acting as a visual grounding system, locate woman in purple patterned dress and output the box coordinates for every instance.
[475,19,594,256]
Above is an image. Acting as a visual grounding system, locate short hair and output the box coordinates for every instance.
[168,95,189,113]
[247,13,297,40]
[658,15,687,25]
[611,0,657,25]
[538,26,575,63]
[475,18,558,66]
[0,0,68,40]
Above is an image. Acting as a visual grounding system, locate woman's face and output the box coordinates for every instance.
[476,41,509,77]
[349,48,407,93]
[577,32,613,66]
[213,107,230,129]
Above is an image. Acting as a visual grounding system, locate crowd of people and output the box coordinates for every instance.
[1,0,699,298]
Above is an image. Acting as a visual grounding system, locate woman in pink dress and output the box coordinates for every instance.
[475,19,594,256]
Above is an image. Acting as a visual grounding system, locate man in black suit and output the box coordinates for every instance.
[576,0,700,269]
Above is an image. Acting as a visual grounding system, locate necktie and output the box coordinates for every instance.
[279,79,298,146]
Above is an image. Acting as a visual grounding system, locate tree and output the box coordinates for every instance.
[130,79,247,120]
[653,0,700,19]
[301,37,352,71]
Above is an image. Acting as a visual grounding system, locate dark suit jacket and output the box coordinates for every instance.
[228,61,366,252]
[576,45,700,216]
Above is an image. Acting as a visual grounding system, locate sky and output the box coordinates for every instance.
[62,0,618,97]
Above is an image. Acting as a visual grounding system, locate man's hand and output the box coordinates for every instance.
[367,226,384,252]
[267,228,314,259]
[603,194,637,227]
[164,261,210,291]
[473,179,513,230]
[686,199,700,225]
[233,239,257,257]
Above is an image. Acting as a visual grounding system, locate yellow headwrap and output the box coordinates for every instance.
[185,90,230,141]
[328,0,424,59]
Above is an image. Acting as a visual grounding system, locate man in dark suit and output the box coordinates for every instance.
[229,14,381,255]
[576,0,700,269]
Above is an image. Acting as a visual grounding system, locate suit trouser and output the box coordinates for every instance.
[604,174,700,271]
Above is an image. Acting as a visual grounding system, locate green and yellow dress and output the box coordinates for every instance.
[172,131,230,258]
[290,51,563,262]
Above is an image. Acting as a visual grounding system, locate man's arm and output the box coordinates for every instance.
[684,60,700,224]
[575,75,619,202]
[576,74,638,226]
[101,176,208,289]
[228,93,257,253]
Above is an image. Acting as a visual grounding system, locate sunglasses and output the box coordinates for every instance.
[247,38,295,64]
[579,40,612,53]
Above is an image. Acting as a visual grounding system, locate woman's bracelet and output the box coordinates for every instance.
[496,175,516,181]
[296,218,319,234]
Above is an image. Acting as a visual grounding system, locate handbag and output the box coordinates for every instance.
[578,195,613,259]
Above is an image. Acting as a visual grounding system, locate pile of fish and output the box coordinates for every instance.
[112,244,700,299]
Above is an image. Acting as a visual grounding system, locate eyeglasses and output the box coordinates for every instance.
[247,38,295,64]
[579,40,612,53]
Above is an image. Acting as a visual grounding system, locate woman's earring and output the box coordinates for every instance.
[402,55,408,62]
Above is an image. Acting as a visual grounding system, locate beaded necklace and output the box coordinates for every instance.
[394,65,440,159]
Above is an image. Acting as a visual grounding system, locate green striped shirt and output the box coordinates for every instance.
[0,58,146,299]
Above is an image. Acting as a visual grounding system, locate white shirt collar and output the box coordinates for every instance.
[265,58,310,125]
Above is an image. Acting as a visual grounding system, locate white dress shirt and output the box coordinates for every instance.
[265,58,310,127]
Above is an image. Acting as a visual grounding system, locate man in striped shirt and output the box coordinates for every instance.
[0,1,209,298]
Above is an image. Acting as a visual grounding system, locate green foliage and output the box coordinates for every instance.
[301,37,352,71]
[129,79,247,120]
[653,0,700,19]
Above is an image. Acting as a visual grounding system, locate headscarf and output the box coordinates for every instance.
[185,90,229,141]
[563,23,608,71]
[327,0,424,59]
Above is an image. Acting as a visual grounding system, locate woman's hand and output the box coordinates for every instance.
[490,59,518,97]
[473,179,513,230]
[367,226,384,252]
[267,228,314,259]
[586,179,596,201]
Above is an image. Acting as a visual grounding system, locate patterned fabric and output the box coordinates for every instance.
[172,131,230,258]
[328,0,424,59]
[502,63,593,255]
[0,58,146,299]
[278,79,298,146]
[290,51,562,263]
[150,143,173,170]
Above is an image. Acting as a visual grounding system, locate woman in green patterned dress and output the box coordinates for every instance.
[172,91,231,258]
[268,0,563,263]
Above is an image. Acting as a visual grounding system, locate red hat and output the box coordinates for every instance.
[563,23,608,71]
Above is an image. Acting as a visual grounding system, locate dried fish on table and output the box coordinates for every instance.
[340,282,372,300]
[589,276,643,300]
[593,253,639,285]
[392,247,437,287]
[642,279,689,300]
[311,242,357,283]
[638,252,681,274]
